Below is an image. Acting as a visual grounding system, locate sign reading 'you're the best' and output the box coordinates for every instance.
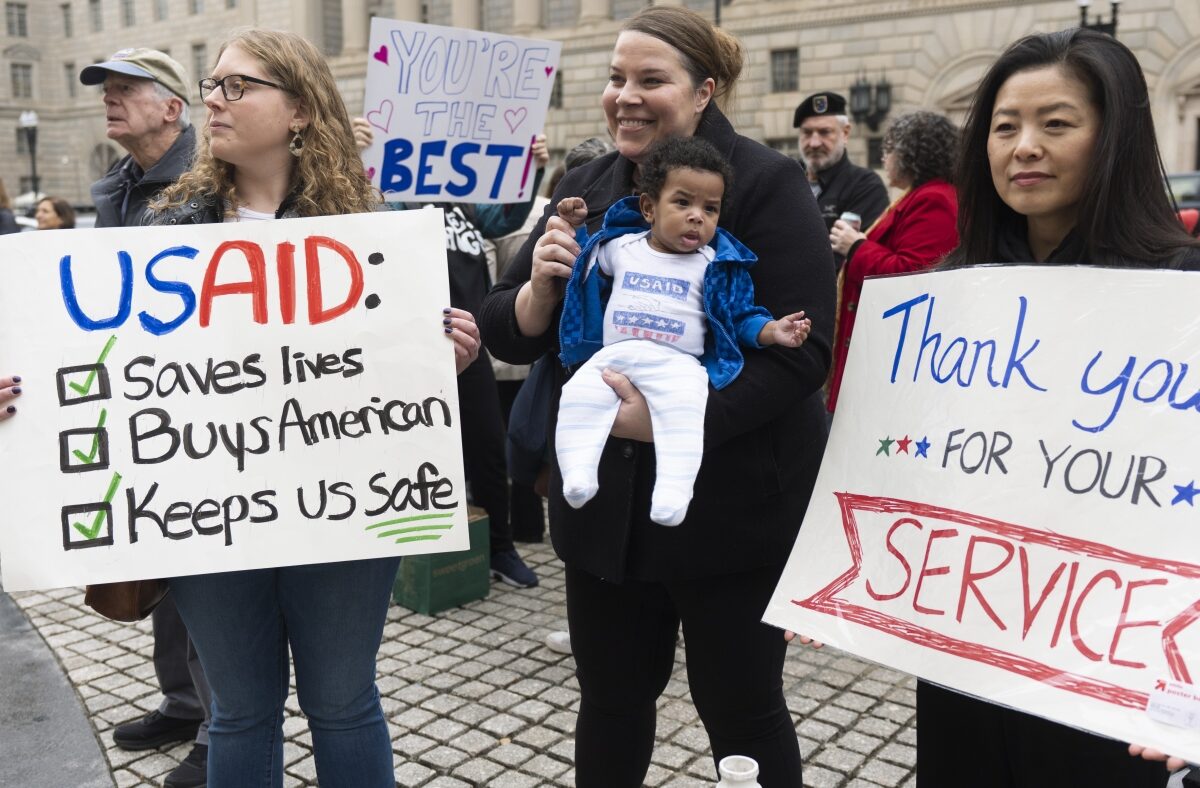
[0,210,467,592]
[360,18,561,204]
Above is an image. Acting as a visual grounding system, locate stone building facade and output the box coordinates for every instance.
[4,0,1199,206]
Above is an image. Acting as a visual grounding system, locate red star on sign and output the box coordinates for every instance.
[895,435,912,454]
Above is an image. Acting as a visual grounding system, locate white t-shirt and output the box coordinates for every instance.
[223,206,275,223]
[597,232,710,357]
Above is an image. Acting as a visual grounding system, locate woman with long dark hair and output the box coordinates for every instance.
[920,28,1199,788]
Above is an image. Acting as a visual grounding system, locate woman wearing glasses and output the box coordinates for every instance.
[148,29,480,787]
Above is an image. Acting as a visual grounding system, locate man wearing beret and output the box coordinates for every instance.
[79,51,209,788]
[794,91,889,242]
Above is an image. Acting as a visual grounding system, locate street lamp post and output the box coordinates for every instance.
[1077,0,1120,36]
[18,110,39,208]
[849,75,892,132]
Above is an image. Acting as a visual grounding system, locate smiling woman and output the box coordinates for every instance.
[481,6,834,786]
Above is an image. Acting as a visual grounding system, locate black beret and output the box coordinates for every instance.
[793,92,848,127]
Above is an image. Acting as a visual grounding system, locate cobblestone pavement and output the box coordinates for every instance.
[11,541,917,788]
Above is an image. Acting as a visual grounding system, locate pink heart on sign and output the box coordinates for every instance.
[373,45,388,65]
[545,66,554,77]
[366,166,376,179]
[503,107,528,133]
[366,100,393,134]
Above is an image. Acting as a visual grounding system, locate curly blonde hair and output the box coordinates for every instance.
[155,28,377,217]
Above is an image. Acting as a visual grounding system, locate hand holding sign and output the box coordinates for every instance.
[0,375,21,420]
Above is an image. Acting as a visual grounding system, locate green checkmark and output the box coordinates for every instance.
[68,335,117,396]
[72,471,122,540]
[71,409,108,465]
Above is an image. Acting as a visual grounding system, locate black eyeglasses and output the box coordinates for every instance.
[198,74,285,102]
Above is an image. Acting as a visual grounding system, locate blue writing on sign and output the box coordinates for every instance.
[880,293,1046,393]
[1073,352,1200,433]
[379,138,522,199]
[622,272,690,301]
[613,311,685,337]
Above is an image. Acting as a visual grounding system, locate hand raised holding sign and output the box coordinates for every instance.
[443,306,480,374]
[0,375,21,420]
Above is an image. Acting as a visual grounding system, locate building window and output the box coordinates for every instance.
[5,2,28,36]
[88,0,102,31]
[16,127,28,154]
[549,72,562,109]
[11,63,32,99]
[121,0,134,25]
[18,176,33,194]
[868,137,884,169]
[770,49,799,94]
[65,62,77,98]
[766,138,800,162]
[153,0,167,20]
[191,43,207,80]
[321,0,342,55]
[61,2,73,35]
[188,0,202,13]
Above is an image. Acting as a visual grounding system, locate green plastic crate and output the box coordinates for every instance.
[392,509,490,615]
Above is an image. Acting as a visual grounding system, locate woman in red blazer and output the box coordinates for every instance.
[827,110,960,412]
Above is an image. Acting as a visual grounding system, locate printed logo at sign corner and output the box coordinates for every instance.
[795,493,1200,712]
[373,45,389,65]
[1146,678,1200,730]
[545,66,554,78]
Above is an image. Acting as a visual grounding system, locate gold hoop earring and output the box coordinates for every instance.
[289,128,304,158]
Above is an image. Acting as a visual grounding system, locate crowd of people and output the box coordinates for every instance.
[2,9,1197,788]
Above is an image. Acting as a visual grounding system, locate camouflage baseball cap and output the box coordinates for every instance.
[80,48,190,102]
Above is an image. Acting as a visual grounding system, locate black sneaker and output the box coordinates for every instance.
[112,710,202,751]
[163,743,207,788]
[490,548,539,588]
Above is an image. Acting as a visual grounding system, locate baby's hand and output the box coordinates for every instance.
[769,311,811,348]
[556,197,588,228]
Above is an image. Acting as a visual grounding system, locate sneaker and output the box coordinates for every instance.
[490,548,539,588]
[163,743,207,788]
[544,630,572,655]
[113,710,202,751]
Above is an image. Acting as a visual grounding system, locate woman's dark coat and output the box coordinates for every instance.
[480,105,836,582]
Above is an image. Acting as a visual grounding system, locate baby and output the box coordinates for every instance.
[555,136,810,526]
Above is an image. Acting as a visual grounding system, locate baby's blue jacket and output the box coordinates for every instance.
[557,196,772,391]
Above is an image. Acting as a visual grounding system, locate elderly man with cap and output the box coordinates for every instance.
[81,48,197,228]
[794,91,889,241]
[79,50,210,788]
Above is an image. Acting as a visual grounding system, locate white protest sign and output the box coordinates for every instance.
[0,210,469,592]
[765,266,1200,763]
[361,18,561,204]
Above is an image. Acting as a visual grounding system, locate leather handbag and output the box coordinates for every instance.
[84,579,168,622]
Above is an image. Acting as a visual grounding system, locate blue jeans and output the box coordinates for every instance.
[169,557,400,788]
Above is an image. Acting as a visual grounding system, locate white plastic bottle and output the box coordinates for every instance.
[715,755,762,788]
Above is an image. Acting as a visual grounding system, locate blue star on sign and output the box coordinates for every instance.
[1171,481,1199,506]
[914,436,930,458]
